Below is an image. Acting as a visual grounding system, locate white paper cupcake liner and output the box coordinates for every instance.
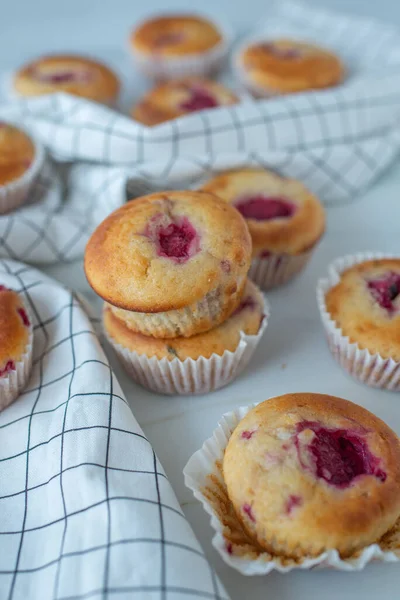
[249,249,313,291]
[317,252,400,391]
[129,18,232,81]
[0,300,34,411]
[0,123,45,215]
[183,403,400,574]
[104,296,269,396]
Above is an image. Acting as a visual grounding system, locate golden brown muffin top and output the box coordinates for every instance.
[131,15,222,57]
[132,77,238,126]
[85,191,252,313]
[0,123,35,186]
[14,54,120,104]
[239,39,344,94]
[201,168,325,256]
[0,286,31,375]
[326,259,400,361]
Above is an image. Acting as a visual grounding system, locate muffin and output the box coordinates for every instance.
[318,254,400,390]
[85,190,252,339]
[129,14,229,79]
[235,39,344,97]
[132,77,238,126]
[13,54,120,105]
[0,122,44,214]
[223,393,400,559]
[201,168,325,290]
[104,279,267,394]
[0,286,33,410]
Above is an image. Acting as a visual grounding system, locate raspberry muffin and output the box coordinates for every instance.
[13,54,120,105]
[0,286,33,410]
[235,39,344,97]
[85,191,252,339]
[132,78,238,126]
[129,14,229,79]
[0,122,44,214]
[318,255,400,390]
[104,279,267,394]
[224,393,400,559]
[201,168,325,289]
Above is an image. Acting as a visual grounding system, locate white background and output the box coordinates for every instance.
[2,1,400,599]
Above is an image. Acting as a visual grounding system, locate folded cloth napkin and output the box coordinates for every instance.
[0,259,229,600]
[0,0,400,265]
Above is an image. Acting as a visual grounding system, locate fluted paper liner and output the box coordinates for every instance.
[317,252,400,391]
[0,301,34,411]
[104,296,269,396]
[129,18,232,81]
[249,249,313,291]
[0,123,45,215]
[183,403,400,574]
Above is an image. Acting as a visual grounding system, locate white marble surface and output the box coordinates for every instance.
[2,0,400,598]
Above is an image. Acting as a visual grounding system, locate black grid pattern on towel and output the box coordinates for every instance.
[0,260,228,600]
[0,2,400,265]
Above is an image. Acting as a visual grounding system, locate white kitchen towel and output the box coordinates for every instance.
[1,0,400,264]
[0,259,229,600]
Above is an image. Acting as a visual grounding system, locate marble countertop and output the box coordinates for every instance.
[2,0,400,598]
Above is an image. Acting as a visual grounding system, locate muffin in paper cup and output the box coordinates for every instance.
[200,168,325,291]
[129,15,231,81]
[183,402,400,574]
[0,286,34,411]
[0,122,45,215]
[103,280,269,396]
[317,252,400,391]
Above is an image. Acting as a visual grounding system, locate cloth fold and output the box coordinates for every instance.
[0,259,229,600]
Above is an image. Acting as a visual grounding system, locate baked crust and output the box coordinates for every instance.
[130,15,222,57]
[14,54,120,104]
[132,77,238,126]
[201,168,325,256]
[326,259,400,361]
[239,39,344,94]
[104,279,263,360]
[0,287,30,369]
[84,190,252,313]
[0,124,35,186]
[223,393,400,558]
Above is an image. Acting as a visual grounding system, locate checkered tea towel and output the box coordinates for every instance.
[1,0,400,264]
[0,259,229,600]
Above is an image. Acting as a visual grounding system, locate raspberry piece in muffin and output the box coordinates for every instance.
[223,393,400,558]
[132,78,238,126]
[236,39,344,97]
[0,286,33,410]
[13,54,120,105]
[85,191,252,339]
[201,168,325,289]
[130,14,227,79]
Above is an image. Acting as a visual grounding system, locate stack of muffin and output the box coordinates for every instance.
[84,190,268,395]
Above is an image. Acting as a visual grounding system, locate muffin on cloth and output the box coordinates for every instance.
[132,77,238,126]
[318,254,400,390]
[13,54,120,105]
[235,38,344,97]
[0,122,44,214]
[129,14,229,79]
[85,191,252,339]
[201,168,325,290]
[0,286,33,411]
[223,393,400,559]
[103,279,268,395]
